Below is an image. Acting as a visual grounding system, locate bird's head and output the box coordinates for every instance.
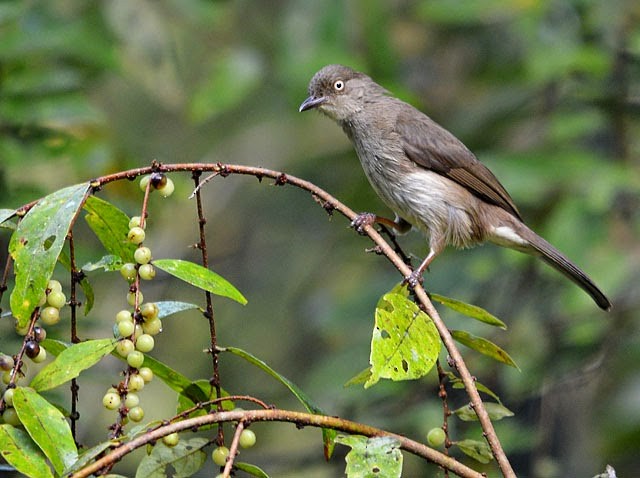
[299,64,377,121]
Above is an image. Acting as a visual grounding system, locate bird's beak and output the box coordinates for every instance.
[299,95,326,112]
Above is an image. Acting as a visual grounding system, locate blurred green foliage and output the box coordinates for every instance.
[1,0,639,476]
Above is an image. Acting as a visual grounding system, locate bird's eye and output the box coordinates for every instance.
[333,80,344,91]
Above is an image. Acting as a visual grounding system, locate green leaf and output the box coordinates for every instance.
[453,402,514,422]
[0,425,55,478]
[9,182,90,326]
[12,388,78,474]
[83,195,136,263]
[126,354,192,394]
[63,441,115,475]
[366,291,441,387]
[455,439,493,464]
[31,339,116,391]
[224,346,337,459]
[344,367,372,387]
[335,435,403,478]
[177,379,234,418]
[235,462,270,478]
[0,208,16,224]
[430,293,506,329]
[153,259,247,305]
[156,301,201,319]
[39,338,69,357]
[135,439,208,478]
[450,378,502,404]
[451,330,519,369]
[82,254,124,272]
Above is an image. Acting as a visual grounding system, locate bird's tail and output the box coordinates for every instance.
[519,226,612,311]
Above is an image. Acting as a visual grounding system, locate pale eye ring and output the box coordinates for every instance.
[333,80,345,91]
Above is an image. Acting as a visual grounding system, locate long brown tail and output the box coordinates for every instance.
[522,228,612,311]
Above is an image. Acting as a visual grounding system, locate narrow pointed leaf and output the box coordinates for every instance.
[224,346,337,459]
[155,301,201,318]
[0,208,16,225]
[30,339,116,391]
[121,353,192,393]
[235,462,270,477]
[430,293,506,329]
[0,425,55,478]
[344,367,372,387]
[135,439,208,478]
[13,388,77,474]
[153,259,247,305]
[367,291,441,387]
[453,402,514,422]
[63,441,115,475]
[83,195,136,263]
[335,435,403,478]
[455,439,493,464]
[9,182,90,326]
[451,330,519,369]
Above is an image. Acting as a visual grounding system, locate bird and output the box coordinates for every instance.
[299,64,611,311]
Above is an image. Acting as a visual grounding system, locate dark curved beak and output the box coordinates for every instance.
[299,95,326,112]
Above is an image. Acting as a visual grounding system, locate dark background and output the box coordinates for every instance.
[0,1,638,476]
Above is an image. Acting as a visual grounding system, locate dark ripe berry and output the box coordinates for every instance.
[0,354,14,371]
[25,340,41,359]
[33,326,46,343]
[150,172,167,189]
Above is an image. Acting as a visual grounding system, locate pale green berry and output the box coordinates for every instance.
[3,388,15,406]
[212,446,229,466]
[129,216,141,229]
[129,374,145,391]
[120,263,137,281]
[124,393,139,408]
[138,367,153,383]
[127,227,145,245]
[117,320,135,338]
[14,323,30,336]
[135,334,154,353]
[46,290,66,309]
[239,429,256,448]
[138,264,155,280]
[47,280,62,294]
[128,406,144,422]
[127,291,142,306]
[140,302,159,320]
[116,339,135,357]
[102,392,121,410]
[116,310,133,323]
[134,247,152,265]
[134,323,143,339]
[2,371,12,385]
[2,407,20,426]
[40,306,60,326]
[139,175,151,191]
[163,432,179,447]
[427,427,446,447]
[127,351,144,369]
[142,318,162,335]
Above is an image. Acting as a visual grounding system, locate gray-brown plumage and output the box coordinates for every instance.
[299,64,611,311]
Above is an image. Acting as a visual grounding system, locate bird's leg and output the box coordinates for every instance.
[405,249,438,288]
[351,213,409,235]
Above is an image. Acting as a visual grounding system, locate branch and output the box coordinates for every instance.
[70,409,484,478]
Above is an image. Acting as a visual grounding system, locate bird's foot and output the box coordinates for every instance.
[403,269,424,289]
[351,212,377,235]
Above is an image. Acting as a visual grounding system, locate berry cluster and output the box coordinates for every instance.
[101,174,173,425]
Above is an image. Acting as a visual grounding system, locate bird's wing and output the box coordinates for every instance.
[395,107,522,220]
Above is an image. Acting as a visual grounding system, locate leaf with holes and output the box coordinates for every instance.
[335,435,403,478]
[366,291,441,388]
[9,183,90,327]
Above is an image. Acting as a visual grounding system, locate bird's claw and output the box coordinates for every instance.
[351,212,377,235]
[403,270,424,289]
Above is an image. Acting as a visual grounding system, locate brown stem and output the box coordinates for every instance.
[70,409,484,478]
[222,420,244,477]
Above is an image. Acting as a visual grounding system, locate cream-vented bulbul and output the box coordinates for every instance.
[299,64,611,311]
